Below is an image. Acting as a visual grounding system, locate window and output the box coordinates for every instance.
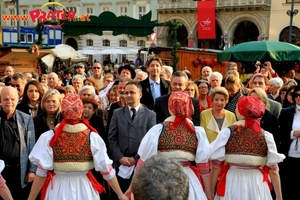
[120,7,127,16]
[66,7,76,12]
[138,6,146,19]
[119,40,127,47]
[103,39,110,47]
[27,34,33,43]
[9,9,15,26]
[86,39,93,46]
[103,7,110,12]
[20,33,26,43]
[86,8,93,14]
[22,9,28,26]
[137,40,145,47]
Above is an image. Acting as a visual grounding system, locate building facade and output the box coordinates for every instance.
[1,0,299,63]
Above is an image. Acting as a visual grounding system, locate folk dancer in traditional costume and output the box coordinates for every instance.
[133,91,212,200]
[27,94,128,200]
[210,96,285,200]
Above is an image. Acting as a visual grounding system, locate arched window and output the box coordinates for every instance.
[103,39,110,47]
[86,39,93,46]
[119,40,127,47]
[137,40,145,47]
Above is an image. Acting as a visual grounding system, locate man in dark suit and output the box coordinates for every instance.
[62,69,73,86]
[154,70,200,125]
[140,57,171,110]
[108,81,156,198]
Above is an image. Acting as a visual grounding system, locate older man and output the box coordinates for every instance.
[47,72,59,90]
[91,62,104,89]
[11,72,27,100]
[74,63,87,79]
[4,66,14,76]
[208,71,223,89]
[0,86,36,200]
[194,66,212,82]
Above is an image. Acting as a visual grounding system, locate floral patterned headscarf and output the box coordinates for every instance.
[168,91,195,133]
[237,96,265,132]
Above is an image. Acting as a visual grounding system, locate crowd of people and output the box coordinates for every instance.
[0,57,298,200]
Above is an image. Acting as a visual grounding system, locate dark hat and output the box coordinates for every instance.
[118,65,136,79]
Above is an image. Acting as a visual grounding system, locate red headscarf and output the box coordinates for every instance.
[50,94,97,146]
[168,91,195,133]
[237,96,265,132]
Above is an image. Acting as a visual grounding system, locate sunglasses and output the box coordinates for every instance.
[11,84,21,88]
[93,67,101,69]
[293,93,300,98]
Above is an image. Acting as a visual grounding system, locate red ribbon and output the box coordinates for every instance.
[216,162,229,197]
[86,171,105,194]
[40,171,56,200]
[258,165,273,190]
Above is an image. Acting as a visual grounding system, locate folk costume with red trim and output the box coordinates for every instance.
[29,94,115,200]
[136,91,211,200]
[210,96,285,200]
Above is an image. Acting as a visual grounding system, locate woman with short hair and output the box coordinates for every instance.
[200,87,236,143]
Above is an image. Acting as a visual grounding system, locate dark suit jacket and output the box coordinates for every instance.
[140,77,171,110]
[62,78,72,86]
[261,109,280,147]
[154,94,200,126]
[16,102,43,116]
[108,105,156,166]
[278,106,296,156]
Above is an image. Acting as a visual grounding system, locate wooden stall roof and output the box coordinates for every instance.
[0,45,53,60]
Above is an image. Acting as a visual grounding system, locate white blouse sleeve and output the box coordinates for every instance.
[209,127,232,161]
[264,130,286,166]
[0,160,4,172]
[195,126,210,163]
[28,130,54,171]
[90,132,115,180]
[137,124,162,162]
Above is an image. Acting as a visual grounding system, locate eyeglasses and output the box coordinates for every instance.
[93,67,101,69]
[293,93,300,98]
[11,84,20,88]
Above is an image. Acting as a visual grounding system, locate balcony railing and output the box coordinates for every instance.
[217,0,271,7]
[157,0,271,10]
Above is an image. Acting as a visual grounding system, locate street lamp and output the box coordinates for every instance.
[286,0,299,43]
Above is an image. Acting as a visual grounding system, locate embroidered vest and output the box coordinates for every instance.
[52,129,93,163]
[158,121,198,156]
[225,125,268,157]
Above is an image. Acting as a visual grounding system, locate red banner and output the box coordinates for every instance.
[197,0,216,39]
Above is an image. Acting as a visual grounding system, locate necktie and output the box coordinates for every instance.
[131,108,136,121]
[151,82,158,100]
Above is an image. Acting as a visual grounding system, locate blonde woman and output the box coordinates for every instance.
[33,89,63,140]
[185,81,199,99]
[200,87,236,143]
[72,74,84,94]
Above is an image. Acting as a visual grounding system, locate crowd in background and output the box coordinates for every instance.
[0,56,298,200]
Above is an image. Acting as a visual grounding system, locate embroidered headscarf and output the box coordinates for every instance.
[237,96,265,132]
[50,94,97,146]
[168,91,195,133]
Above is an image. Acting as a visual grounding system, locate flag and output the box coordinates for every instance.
[197,0,216,39]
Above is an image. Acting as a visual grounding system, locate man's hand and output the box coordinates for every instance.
[128,157,136,166]
[119,157,132,166]
[25,172,35,183]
